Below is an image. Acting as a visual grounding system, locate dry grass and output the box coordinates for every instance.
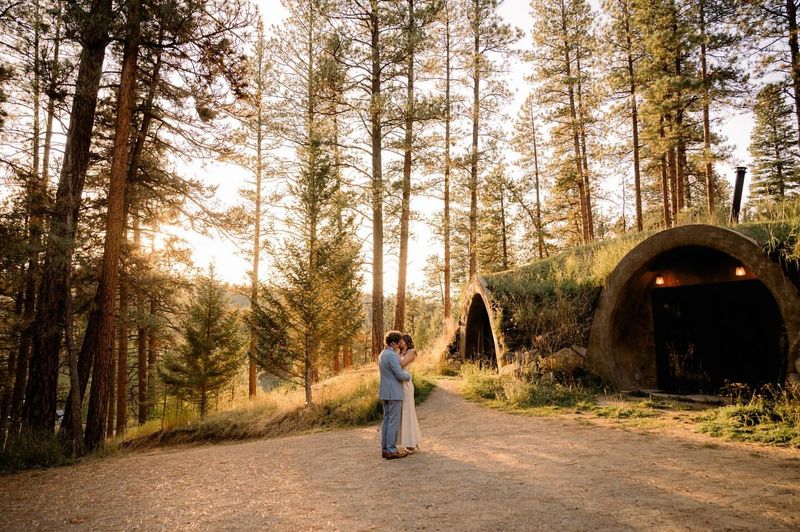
[460,365,800,447]
[121,366,435,449]
[699,385,800,447]
[416,319,459,376]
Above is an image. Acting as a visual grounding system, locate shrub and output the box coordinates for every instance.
[0,433,71,472]
[461,363,597,409]
[461,364,504,400]
[700,385,800,447]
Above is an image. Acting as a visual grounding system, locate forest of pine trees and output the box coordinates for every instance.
[0,0,799,453]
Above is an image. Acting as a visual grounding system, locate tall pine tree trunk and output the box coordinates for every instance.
[623,0,643,231]
[443,2,452,321]
[135,217,147,425]
[499,183,508,270]
[249,47,263,399]
[395,0,415,331]
[668,144,679,220]
[528,103,545,259]
[370,0,384,356]
[106,331,115,439]
[62,27,163,439]
[787,0,800,151]
[64,281,82,455]
[674,41,686,212]
[116,230,128,436]
[84,0,142,449]
[147,297,157,418]
[560,3,589,243]
[9,0,45,439]
[23,0,113,436]
[659,117,673,227]
[699,0,714,215]
[304,333,312,405]
[575,49,594,240]
[42,2,62,184]
[468,0,480,279]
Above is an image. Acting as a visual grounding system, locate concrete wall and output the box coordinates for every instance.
[587,224,800,390]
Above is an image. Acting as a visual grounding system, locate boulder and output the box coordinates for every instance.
[571,345,588,358]
[520,349,540,365]
[500,362,522,376]
[794,357,800,375]
[544,347,583,375]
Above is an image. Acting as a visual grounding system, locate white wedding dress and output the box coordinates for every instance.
[397,349,422,450]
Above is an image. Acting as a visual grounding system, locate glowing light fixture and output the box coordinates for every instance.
[735,266,746,277]
[654,274,665,286]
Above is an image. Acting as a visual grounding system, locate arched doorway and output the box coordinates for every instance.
[463,294,498,369]
[459,277,502,369]
[588,225,800,392]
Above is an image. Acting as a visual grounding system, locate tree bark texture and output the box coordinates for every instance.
[84,0,142,449]
[24,0,113,436]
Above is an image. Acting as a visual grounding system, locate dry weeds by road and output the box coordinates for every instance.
[2,378,799,530]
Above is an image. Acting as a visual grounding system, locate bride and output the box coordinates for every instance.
[397,333,422,453]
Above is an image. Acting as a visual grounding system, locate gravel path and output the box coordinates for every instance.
[2,379,800,531]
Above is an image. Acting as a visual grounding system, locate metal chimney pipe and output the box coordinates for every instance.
[730,166,747,223]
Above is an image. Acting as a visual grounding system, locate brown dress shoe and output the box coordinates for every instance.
[384,451,405,460]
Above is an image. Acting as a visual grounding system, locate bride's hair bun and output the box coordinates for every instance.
[401,333,414,350]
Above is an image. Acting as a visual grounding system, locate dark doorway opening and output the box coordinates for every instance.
[651,280,787,394]
[464,295,497,369]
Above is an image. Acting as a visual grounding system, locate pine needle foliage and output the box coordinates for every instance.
[159,269,244,418]
[749,82,800,204]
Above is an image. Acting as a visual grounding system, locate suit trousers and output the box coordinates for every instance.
[381,400,403,453]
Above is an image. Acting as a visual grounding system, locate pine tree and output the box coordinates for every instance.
[394,0,442,331]
[332,0,406,357]
[747,1,800,152]
[60,0,252,445]
[512,93,547,258]
[83,0,143,451]
[159,270,243,418]
[23,0,115,437]
[692,0,746,215]
[440,0,458,321]
[228,16,272,399]
[749,83,799,202]
[602,0,644,231]
[477,164,514,273]
[530,0,597,243]
[633,0,700,225]
[466,0,520,278]
[251,141,342,405]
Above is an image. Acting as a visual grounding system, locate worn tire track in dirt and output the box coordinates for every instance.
[2,379,800,531]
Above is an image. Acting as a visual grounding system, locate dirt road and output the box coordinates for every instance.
[2,379,800,530]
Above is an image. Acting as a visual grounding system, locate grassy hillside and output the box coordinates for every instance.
[122,368,435,449]
[477,220,800,357]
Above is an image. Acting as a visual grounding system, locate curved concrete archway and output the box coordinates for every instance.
[459,276,504,369]
[587,224,800,391]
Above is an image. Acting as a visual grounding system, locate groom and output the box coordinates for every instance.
[378,330,411,460]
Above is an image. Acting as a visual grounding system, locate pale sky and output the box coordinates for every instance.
[166,0,756,294]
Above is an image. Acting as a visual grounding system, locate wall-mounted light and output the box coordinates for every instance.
[655,274,665,286]
[735,266,746,277]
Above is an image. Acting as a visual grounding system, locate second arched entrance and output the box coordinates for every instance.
[587,225,800,392]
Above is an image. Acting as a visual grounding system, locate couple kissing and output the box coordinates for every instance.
[378,330,422,460]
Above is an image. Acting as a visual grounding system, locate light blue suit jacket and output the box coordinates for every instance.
[378,347,411,401]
